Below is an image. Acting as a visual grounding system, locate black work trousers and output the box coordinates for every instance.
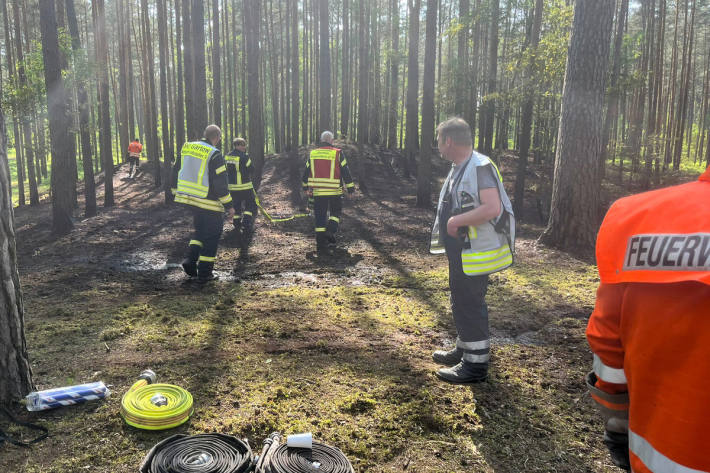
[230,189,257,229]
[313,194,342,248]
[187,208,224,275]
[446,242,490,366]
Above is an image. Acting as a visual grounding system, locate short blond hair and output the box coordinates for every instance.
[233,137,247,147]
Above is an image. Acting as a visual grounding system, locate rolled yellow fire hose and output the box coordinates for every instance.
[120,370,193,430]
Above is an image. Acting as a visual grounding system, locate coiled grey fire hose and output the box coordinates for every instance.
[255,432,354,473]
[139,433,253,473]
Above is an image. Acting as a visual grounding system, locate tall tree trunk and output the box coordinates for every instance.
[66,0,96,217]
[158,0,173,201]
[540,0,615,255]
[2,0,24,207]
[13,0,38,206]
[116,0,130,167]
[245,0,264,184]
[672,0,696,170]
[140,0,161,186]
[93,0,114,207]
[404,0,421,175]
[182,0,195,139]
[340,0,350,138]
[40,0,75,235]
[512,0,543,220]
[175,0,186,150]
[600,0,629,178]
[479,0,498,155]
[356,0,370,143]
[291,0,300,147]
[0,107,33,405]
[417,0,437,208]
[455,0,469,116]
[192,0,208,135]
[212,0,221,127]
[386,0,399,149]
[319,0,331,132]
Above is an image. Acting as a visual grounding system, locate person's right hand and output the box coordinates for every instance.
[306,189,313,197]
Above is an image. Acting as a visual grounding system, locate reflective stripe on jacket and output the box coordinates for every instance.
[177,142,215,198]
[307,147,341,190]
[225,150,254,191]
[587,165,710,473]
[173,140,232,213]
[430,151,515,276]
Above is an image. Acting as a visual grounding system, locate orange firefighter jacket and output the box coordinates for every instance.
[586,165,710,473]
[128,141,143,158]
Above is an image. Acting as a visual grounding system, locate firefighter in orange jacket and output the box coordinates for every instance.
[127,138,143,178]
[586,165,710,472]
[302,131,355,254]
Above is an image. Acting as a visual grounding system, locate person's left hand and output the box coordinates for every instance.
[226,207,236,220]
[446,216,461,237]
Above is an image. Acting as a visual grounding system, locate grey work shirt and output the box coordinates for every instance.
[441,157,499,252]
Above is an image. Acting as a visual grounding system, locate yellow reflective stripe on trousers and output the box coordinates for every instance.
[189,240,203,247]
[329,216,340,223]
[175,194,224,212]
[629,430,705,473]
[199,255,216,262]
[228,183,254,190]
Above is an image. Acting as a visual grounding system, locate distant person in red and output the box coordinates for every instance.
[127,138,143,178]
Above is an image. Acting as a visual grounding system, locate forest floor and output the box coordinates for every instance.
[2,143,696,472]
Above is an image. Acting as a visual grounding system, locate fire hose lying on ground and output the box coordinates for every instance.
[255,432,354,473]
[120,370,194,430]
[139,433,253,473]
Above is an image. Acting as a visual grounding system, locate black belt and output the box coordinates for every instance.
[0,406,48,447]
[255,432,354,473]
[140,433,253,473]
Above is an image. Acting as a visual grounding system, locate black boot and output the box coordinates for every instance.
[181,259,197,277]
[432,346,463,366]
[436,361,487,385]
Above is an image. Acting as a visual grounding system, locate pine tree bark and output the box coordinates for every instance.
[182,0,195,139]
[66,0,96,217]
[479,0,498,155]
[0,108,33,405]
[540,0,615,255]
[339,0,350,139]
[404,0,421,175]
[192,0,208,135]
[212,0,221,127]
[512,0,542,220]
[356,0,370,143]
[245,0,264,184]
[12,0,38,206]
[158,0,173,201]
[417,0,437,208]
[40,0,74,235]
[318,0,331,132]
[386,0,399,149]
[93,0,114,207]
[116,0,130,165]
[455,0,469,116]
